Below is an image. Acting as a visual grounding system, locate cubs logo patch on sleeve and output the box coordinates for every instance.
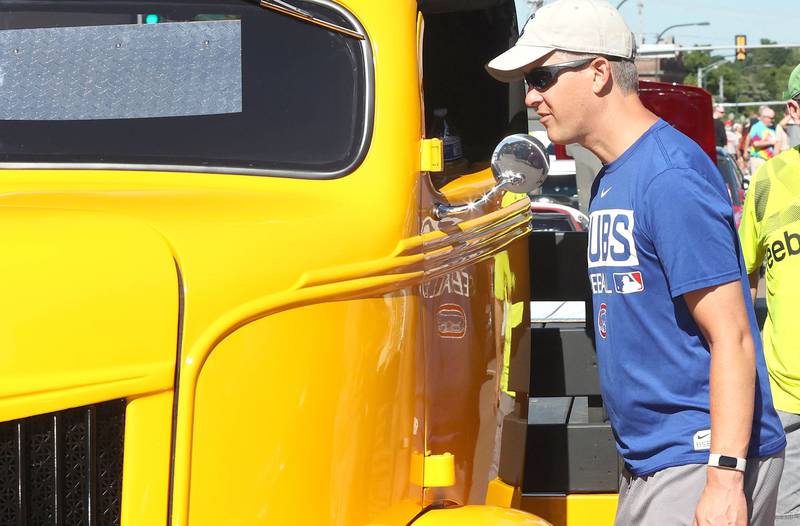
[598,303,608,339]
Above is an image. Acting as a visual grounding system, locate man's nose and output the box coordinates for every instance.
[525,87,543,108]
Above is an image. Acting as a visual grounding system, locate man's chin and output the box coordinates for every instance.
[544,128,565,144]
[544,128,578,147]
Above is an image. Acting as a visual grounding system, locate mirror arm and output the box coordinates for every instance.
[433,172,524,219]
[432,133,548,220]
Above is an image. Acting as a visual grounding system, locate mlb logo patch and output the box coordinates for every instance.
[613,271,644,294]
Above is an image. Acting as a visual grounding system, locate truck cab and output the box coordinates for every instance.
[0,1,547,524]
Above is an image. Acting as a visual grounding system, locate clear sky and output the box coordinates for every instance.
[515,1,799,56]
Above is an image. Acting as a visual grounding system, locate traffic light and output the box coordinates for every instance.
[735,35,747,62]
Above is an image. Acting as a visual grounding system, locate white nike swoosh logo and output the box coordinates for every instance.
[600,186,613,198]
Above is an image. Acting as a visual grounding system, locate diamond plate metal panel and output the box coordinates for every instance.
[0,20,242,120]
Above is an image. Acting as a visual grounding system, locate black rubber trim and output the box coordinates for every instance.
[166,257,186,526]
[405,500,461,525]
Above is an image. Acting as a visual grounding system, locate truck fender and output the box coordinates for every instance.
[410,505,552,525]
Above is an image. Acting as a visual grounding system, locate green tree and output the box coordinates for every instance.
[677,40,800,117]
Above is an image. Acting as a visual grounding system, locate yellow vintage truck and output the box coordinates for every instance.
[0,0,583,524]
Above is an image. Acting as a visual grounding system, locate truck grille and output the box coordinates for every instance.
[0,400,125,526]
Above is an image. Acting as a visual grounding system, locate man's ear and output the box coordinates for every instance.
[788,100,800,121]
[590,57,613,95]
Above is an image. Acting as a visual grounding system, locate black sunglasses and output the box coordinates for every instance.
[524,58,595,91]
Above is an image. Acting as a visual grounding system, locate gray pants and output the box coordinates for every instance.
[615,452,785,526]
[777,411,800,525]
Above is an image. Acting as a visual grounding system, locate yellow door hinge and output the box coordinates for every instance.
[421,138,444,172]
[486,478,520,508]
[410,451,455,487]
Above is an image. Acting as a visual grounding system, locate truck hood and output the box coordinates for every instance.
[0,206,179,422]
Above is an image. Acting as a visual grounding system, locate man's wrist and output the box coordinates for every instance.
[708,453,747,472]
[706,464,745,488]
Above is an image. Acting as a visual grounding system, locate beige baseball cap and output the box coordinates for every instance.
[487,0,636,82]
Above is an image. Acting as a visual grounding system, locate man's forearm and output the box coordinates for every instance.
[685,282,757,455]
[709,335,756,457]
[752,139,774,150]
[686,282,755,526]
[699,333,755,521]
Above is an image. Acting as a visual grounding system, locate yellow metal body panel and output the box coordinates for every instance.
[0,208,178,423]
[121,392,174,525]
[0,0,541,525]
[188,300,422,524]
[414,505,551,526]
[521,495,619,526]
[439,167,497,205]
[486,478,518,508]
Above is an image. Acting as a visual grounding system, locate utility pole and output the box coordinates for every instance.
[637,0,644,44]
[696,59,726,88]
[719,75,724,102]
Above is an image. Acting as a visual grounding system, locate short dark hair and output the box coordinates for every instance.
[551,50,639,94]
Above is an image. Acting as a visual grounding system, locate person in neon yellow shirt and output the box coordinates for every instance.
[739,63,800,525]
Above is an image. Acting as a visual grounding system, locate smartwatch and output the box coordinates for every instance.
[708,453,747,472]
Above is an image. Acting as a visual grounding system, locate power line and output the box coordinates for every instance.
[638,42,800,57]
[719,100,789,108]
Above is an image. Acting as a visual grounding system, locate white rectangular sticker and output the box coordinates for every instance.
[587,209,640,268]
[693,429,711,451]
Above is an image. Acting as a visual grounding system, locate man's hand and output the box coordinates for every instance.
[693,467,748,525]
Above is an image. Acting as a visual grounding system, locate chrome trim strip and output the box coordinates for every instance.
[259,0,366,40]
[433,177,520,219]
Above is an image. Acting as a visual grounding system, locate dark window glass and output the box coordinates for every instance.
[538,173,578,208]
[716,153,742,205]
[540,174,577,197]
[0,0,370,177]
[531,213,575,232]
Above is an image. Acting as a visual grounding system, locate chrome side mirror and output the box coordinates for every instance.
[434,134,549,219]
[491,134,549,193]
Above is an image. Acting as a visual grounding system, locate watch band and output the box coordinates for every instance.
[708,453,747,472]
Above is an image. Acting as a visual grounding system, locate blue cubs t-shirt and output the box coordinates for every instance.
[587,119,785,476]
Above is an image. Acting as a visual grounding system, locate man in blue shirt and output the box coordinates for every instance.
[487,0,785,524]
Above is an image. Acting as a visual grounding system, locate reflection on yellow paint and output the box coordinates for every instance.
[0,1,556,524]
[522,494,618,526]
[415,505,553,525]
